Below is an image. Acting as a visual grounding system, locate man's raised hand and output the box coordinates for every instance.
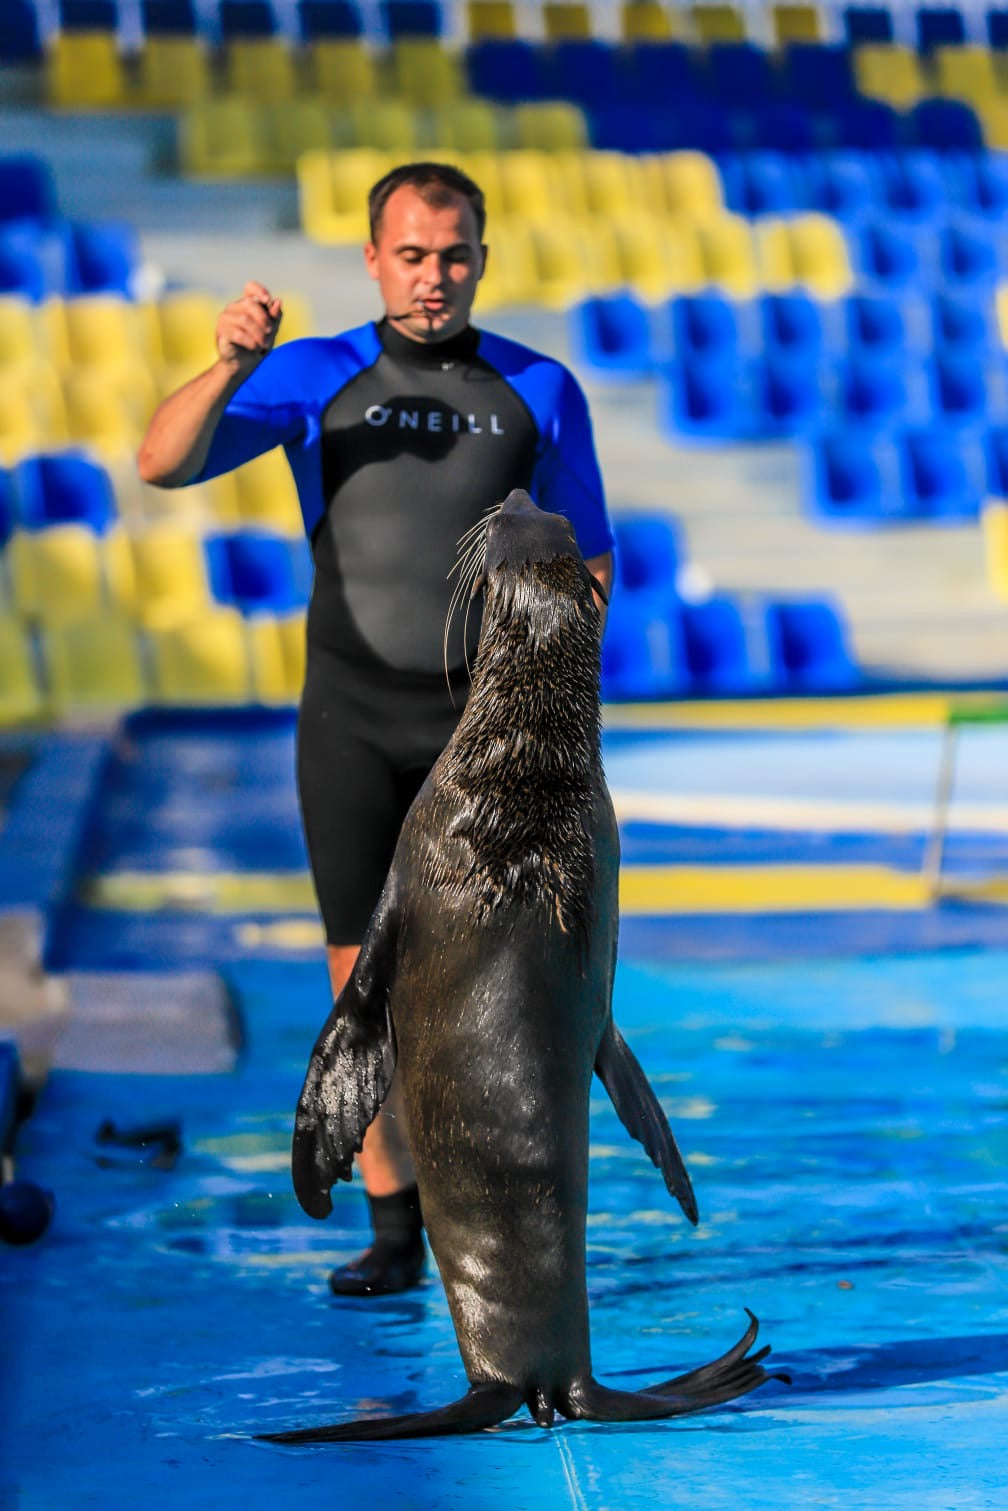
[216,282,284,377]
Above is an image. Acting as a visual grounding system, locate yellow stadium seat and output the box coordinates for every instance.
[492,150,562,220]
[61,296,152,376]
[41,615,146,714]
[307,39,378,100]
[0,371,69,463]
[853,45,926,109]
[690,4,746,41]
[543,2,592,38]
[982,502,1008,601]
[134,36,212,107]
[0,296,41,375]
[476,218,539,307]
[247,611,307,704]
[390,40,465,106]
[786,213,853,299]
[128,525,211,630]
[298,149,395,243]
[697,215,759,297]
[225,38,298,101]
[770,4,822,44]
[347,99,422,151]
[180,99,273,178]
[467,0,516,38]
[526,217,621,309]
[8,526,106,625]
[557,150,646,217]
[232,449,303,535]
[513,102,589,150]
[62,373,149,458]
[620,1,680,40]
[263,98,337,173]
[428,99,505,151]
[46,33,128,108]
[931,45,998,104]
[0,617,44,726]
[611,215,706,298]
[147,607,252,705]
[155,292,218,393]
[645,151,724,221]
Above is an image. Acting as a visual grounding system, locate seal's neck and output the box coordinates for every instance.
[433,560,602,938]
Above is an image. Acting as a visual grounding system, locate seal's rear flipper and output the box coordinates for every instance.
[258,1382,524,1444]
[562,1313,784,1422]
[595,1019,699,1225]
[291,894,399,1220]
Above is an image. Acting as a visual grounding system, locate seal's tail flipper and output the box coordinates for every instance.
[594,1019,699,1225]
[257,1383,524,1444]
[562,1313,785,1423]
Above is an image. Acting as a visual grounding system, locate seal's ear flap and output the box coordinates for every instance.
[291,897,399,1220]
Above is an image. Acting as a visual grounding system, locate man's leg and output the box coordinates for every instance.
[325,944,425,1296]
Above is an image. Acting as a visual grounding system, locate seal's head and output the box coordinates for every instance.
[480,489,603,630]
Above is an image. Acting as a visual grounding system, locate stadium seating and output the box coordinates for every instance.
[40,614,147,713]
[146,608,253,705]
[765,596,858,691]
[0,617,45,723]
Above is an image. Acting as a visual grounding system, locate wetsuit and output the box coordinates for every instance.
[194,318,613,943]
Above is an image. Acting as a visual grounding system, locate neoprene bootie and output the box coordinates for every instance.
[329,1185,425,1297]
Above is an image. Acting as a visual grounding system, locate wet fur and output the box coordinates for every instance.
[263,494,781,1443]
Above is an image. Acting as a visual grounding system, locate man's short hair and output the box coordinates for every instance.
[368,162,487,243]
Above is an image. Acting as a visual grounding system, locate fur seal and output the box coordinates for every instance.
[264,490,779,1443]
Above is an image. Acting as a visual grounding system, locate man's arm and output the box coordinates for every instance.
[585,550,613,633]
[137,282,282,487]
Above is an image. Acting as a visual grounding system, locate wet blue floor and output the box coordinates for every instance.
[3,714,1008,1508]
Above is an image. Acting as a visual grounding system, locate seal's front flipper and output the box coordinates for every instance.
[595,1019,698,1225]
[258,1382,524,1444]
[291,893,399,1220]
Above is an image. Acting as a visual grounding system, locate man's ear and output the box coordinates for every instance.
[478,243,488,281]
[363,242,379,281]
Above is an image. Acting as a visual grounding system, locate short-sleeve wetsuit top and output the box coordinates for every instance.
[194,318,614,676]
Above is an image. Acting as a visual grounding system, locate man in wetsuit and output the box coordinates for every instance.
[138,161,614,1297]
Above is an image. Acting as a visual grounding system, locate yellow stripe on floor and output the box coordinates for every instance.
[82,864,1008,918]
[604,691,1008,734]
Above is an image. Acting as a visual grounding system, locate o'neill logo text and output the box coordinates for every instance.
[364,405,505,435]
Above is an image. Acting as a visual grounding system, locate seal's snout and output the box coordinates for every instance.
[485,490,578,574]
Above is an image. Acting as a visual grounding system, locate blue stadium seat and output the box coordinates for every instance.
[681,596,760,695]
[670,293,740,364]
[765,596,858,691]
[542,40,626,107]
[465,39,547,101]
[382,0,443,36]
[748,101,817,154]
[898,426,984,518]
[613,514,681,595]
[845,292,908,358]
[842,5,894,44]
[601,594,690,700]
[987,8,1008,48]
[204,532,310,614]
[833,98,901,150]
[756,352,822,437]
[0,156,59,227]
[140,0,198,33]
[624,41,697,105]
[219,1,276,37]
[0,1,44,61]
[59,0,119,27]
[570,295,654,380]
[0,223,76,302]
[930,351,992,427]
[297,0,363,36]
[877,153,947,225]
[915,5,967,52]
[661,356,757,441]
[839,354,917,428]
[14,453,118,533]
[804,431,906,525]
[857,220,923,290]
[983,425,1008,494]
[0,234,47,301]
[705,42,774,105]
[70,221,140,296]
[803,151,881,222]
[908,99,984,151]
[589,104,682,152]
[949,153,1008,221]
[931,292,994,354]
[779,43,855,105]
[761,292,824,362]
[719,153,802,216]
[940,222,1000,289]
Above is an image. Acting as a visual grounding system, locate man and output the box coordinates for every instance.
[138,161,614,1296]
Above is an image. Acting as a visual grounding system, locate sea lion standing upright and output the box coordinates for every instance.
[265,490,778,1443]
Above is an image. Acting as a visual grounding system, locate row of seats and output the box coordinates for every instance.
[14,0,1008,50]
[574,289,1008,380]
[0,608,307,720]
[803,425,1008,525]
[0,291,312,471]
[605,515,858,694]
[716,149,1008,221]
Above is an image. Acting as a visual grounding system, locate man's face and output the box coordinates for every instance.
[364,185,486,344]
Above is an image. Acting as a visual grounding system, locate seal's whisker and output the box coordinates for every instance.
[444,530,488,702]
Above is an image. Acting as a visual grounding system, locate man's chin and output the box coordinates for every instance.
[392,308,463,342]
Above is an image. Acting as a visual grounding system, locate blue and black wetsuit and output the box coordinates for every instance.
[195,317,613,943]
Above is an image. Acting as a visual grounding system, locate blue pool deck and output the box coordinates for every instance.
[2,705,1008,1509]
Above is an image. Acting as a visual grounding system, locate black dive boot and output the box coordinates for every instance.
[329,1185,426,1297]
